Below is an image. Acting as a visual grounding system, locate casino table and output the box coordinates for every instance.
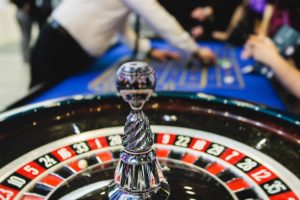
[0,41,299,200]
[26,41,286,111]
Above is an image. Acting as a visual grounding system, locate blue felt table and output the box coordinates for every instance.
[30,41,286,111]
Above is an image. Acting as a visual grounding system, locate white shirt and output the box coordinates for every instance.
[52,0,199,57]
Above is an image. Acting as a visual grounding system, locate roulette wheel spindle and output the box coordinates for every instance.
[109,61,170,199]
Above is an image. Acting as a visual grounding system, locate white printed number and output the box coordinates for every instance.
[23,165,39,175]
[161,134,171,144]
[192,140,207,151]
[38,155,57,168]
[225,151,239,161]
[108,135,122,146]
[57,148,72,160]
[94,139,102,148]
[251,169,271,182]
[175,136,190,147]
[73,142,89,154]
[7,176,26,188]
[236,158,257,172]
[206,144,225,156]
[263,180,287,195]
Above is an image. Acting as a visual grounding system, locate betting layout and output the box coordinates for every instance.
[88,44,245,94]
[0,126,299,200]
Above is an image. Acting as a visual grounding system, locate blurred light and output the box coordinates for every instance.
[152,103,159,109]
[197,93,216,100]
[162,165,170,172]
[277,130,284,135]
[186,191,195,195]
[256,138,267,150]
[183,186,193,190]
[74,95,84,100]
[72,123,81,134]
[255,122,262,126]
[163,115,177,122]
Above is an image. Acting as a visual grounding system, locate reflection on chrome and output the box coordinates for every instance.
[163,115,178,122]
[255,138,267,150]
[109,62,170,199]
[72,123,81,134]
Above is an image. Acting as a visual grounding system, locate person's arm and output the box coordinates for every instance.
[122,0,216,63]
[244,36,300,99]
[212,0,246,41]
[120,19,181,61]
[122,0,199,54]
[223,3,245,34]
[256,3,274,36]
[269,56,300,99]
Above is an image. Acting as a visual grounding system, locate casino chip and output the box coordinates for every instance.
[242,65,254,74]
[223,76,235,84]
[218,59,232,69]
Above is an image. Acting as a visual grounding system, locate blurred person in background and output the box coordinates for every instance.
[210,0,276,44]
[243,36,300,99]
[11,0,32,62]
[30,0,216,87]
[10,0,56,63]
[243,0,300,99]
[158,0,241,40]
[190,0,242,40]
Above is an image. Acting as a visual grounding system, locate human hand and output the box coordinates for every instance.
[149,49,181,61]
[242,35,280,66]
[212,31,230,41]
[195,47,216,65]
[191,26,204,38]
[191,7,213,21]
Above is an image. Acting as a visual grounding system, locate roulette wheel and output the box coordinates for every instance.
[0,62,299,200]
